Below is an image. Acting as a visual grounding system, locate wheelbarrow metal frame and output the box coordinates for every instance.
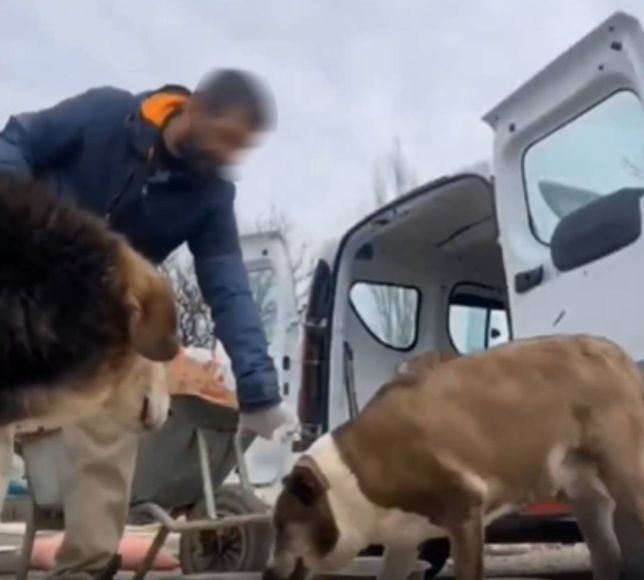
[15,396,278,580]
[131,428,270,580]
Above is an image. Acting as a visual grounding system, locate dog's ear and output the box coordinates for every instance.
[284,458,329,507]
[127,267,180,362]
[285,467,322,507]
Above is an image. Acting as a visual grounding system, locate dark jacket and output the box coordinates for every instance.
[0,85,280,412]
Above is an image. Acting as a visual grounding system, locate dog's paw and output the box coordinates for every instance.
[103,360,172,432]
[139,389,171,431]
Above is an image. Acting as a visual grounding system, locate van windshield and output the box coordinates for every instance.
[523,90,644,243]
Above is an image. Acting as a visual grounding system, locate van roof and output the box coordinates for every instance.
[316,159,492,264]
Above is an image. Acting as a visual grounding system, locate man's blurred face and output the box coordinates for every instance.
[178,101,260,179]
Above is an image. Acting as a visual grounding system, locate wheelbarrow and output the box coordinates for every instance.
[15,394,275,580]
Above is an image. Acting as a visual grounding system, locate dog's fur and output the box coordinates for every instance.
[0,177,181,510]
[0,177,180,425]
[266,335,644,580]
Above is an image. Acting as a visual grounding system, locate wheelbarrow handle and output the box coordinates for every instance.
[234,427,252,490]
[196,428,217,519]
[233,424,300,491]
[194,426,253,520]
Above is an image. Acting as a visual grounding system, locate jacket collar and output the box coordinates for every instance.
[125,85,233,187]
[126,85,191,161]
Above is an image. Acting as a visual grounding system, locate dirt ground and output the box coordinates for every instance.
[0,535,592,579]
[444,543,592,579]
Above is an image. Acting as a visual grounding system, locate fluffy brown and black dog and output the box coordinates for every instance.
[0,176,181,505]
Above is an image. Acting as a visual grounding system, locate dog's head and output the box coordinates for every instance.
[263,455,362,580]
[120,245,180,362]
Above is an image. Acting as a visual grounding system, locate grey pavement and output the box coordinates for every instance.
[0,537,592,579]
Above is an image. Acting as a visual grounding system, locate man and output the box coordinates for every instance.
[0,69,293,579]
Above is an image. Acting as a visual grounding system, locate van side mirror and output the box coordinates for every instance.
[550,187,644,272]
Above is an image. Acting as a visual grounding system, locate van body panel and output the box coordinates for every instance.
[486,12,644,356]
[240,232,301,485]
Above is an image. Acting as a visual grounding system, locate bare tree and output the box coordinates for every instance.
[623,146,644,181]
[160,246,282,349]
[357,139,418,348]
[246,265,279,345]
[372,138,417,208]
[159,204,313,349]
[160,252,214,348]
[244,205,315,315]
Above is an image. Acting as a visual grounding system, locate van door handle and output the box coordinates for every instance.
[514,265,544,294]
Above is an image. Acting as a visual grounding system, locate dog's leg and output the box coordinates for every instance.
[447,512,484,580]
[597,453,644,580]
[613,497,644,580]
[0,425,15,517]
[567,473,621,580]
[377,543,419,580]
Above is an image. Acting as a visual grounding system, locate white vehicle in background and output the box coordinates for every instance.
[237,231,302,486]
[295,11,644,577]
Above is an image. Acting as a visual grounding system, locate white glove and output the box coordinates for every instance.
[239,403,297,440]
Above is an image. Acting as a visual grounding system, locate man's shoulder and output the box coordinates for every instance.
[79,86,138,107]
[83,84,190,111]
[55,86,140,124]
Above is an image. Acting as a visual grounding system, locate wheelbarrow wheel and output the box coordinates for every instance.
[179,484,272,573]
[419,538,450,578]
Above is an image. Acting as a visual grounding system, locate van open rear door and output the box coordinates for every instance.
[485,12,644,360]
[296,258,333,449]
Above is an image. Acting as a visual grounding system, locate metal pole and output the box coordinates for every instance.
[196,428,217,520]
[132,526,170,580]
[202,331,222,516]
[234,428,251,490]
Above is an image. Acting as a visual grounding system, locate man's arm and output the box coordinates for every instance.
[0,88,117,178]
[188,185,282,413]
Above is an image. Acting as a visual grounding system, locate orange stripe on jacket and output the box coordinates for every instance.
[140,93,188,127]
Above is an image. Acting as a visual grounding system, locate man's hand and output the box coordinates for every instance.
[239,403,297,440]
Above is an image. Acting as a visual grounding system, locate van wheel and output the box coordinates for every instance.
[419,538,450,578]
[179,484,273,573]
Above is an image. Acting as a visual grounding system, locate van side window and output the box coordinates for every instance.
[248,267,278,345]
[448,285,509,354]
[523,90,644,243]
[349,282,420,350]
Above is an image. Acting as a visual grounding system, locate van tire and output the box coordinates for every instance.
[419,538,450,578]
[179,484,272,573]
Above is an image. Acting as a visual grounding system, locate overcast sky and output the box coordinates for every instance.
[2,0,644,250]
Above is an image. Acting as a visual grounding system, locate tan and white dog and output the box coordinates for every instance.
[265,335,644,580]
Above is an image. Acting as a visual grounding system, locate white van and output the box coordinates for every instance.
[239,231,302,486]
[173,232,303,487]
[296,11,644,576]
